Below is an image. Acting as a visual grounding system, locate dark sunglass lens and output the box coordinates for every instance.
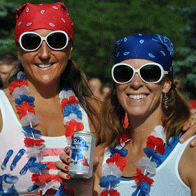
[114,65,133,83]
[21,34,41,50]
[48,32,67,49]
[141,64,161,82]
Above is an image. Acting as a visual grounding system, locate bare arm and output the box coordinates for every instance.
[179,138,196,195]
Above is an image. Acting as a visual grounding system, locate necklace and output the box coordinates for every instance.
[99,125,166,196]
[8,71,84,195]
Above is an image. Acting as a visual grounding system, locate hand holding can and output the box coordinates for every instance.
[69,131,96,179]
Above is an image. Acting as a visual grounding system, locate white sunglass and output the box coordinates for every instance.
[18,30,70,51]
[112,62,169,84]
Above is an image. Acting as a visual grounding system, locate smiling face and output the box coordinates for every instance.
[17,29,73,88]
[115,59,171,120]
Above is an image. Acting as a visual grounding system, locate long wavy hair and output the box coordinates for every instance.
[98,76,191,147]
[5,59,100,132]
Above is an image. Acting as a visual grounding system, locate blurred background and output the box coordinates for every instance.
[1,0,196,100]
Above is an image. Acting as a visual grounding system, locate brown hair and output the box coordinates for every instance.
[99,76,191,147]
[0,52,19,66]
[5,59,100,132]
[162,77,191,141]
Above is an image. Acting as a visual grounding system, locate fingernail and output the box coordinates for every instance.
[65,166,69,170]
[180,138,184,143]
[66,174,71,179]
[66,157,71,162]
[191,141,196,146]
[65,148,69,153]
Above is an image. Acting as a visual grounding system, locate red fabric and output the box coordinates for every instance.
[106,153,127,171]
[120,129,130,144]
[24,138,45,147]
[190,100,196,109]
[14,2,74,43]
[32,173,62,183]
[65,119,84,137]
[100,189,120,196]
[123,112,129,128]
[61,96,79,112]
[16,102,35,119]
[133,169,154,186]
[8,79,28,94]
[41,161,57,170]
[147,136,165,154]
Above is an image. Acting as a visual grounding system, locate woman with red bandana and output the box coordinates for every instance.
[0,2,100,195]
[58,34,196,196]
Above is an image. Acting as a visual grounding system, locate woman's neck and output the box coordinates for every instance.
[26,79,61,99]
[127,109,163,148]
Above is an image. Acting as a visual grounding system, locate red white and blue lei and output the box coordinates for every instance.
[99,125,166,196]
[8,71,84,195]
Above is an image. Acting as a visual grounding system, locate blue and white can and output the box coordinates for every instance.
[69,131,96,179]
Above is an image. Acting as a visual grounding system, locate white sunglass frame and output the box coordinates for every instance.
[111,62,169,84]
[18,30,70,52]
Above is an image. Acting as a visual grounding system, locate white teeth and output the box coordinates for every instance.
[38,64,52,68]
[129,94,147,100]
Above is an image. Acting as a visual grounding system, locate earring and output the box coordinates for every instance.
[163,93,169,109]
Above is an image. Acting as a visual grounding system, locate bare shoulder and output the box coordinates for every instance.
[179,138,196,193]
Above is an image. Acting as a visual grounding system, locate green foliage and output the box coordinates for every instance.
[0,0,19,53]
[67,0,187,83]
[169,3,196,99]
[0,0,196,92]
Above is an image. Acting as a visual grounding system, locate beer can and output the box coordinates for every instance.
[69,131,96,179]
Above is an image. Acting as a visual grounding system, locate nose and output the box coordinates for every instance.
[129,73,144,89]
[38,41,51,60]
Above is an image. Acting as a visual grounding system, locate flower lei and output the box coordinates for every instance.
[99,125,166,196]
[8,71,84,195]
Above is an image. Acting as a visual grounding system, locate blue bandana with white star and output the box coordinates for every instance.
[114,33,174,74]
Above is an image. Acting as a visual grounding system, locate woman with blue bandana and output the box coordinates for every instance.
[93,33,196,195]
[57,33,196,196]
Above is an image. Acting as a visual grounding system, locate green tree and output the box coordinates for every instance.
[0,0,193,86]
[170,2,196,99]
[0,0,19,53]
[67,0,188,84]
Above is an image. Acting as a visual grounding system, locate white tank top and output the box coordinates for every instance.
[0,90,90,195]
[102,133,193,195]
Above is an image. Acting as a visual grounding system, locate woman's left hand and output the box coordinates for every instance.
[180,109,196,146]
[56,146,99,196]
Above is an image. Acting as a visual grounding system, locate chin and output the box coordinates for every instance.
[126,108,149,117]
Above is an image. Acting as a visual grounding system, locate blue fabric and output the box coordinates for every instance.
[15,95,35,106]
[160,132,182,165]
[114,33,174,73]
[99,175,120,188]
[109,146,128,157]
[132,181,151,196]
